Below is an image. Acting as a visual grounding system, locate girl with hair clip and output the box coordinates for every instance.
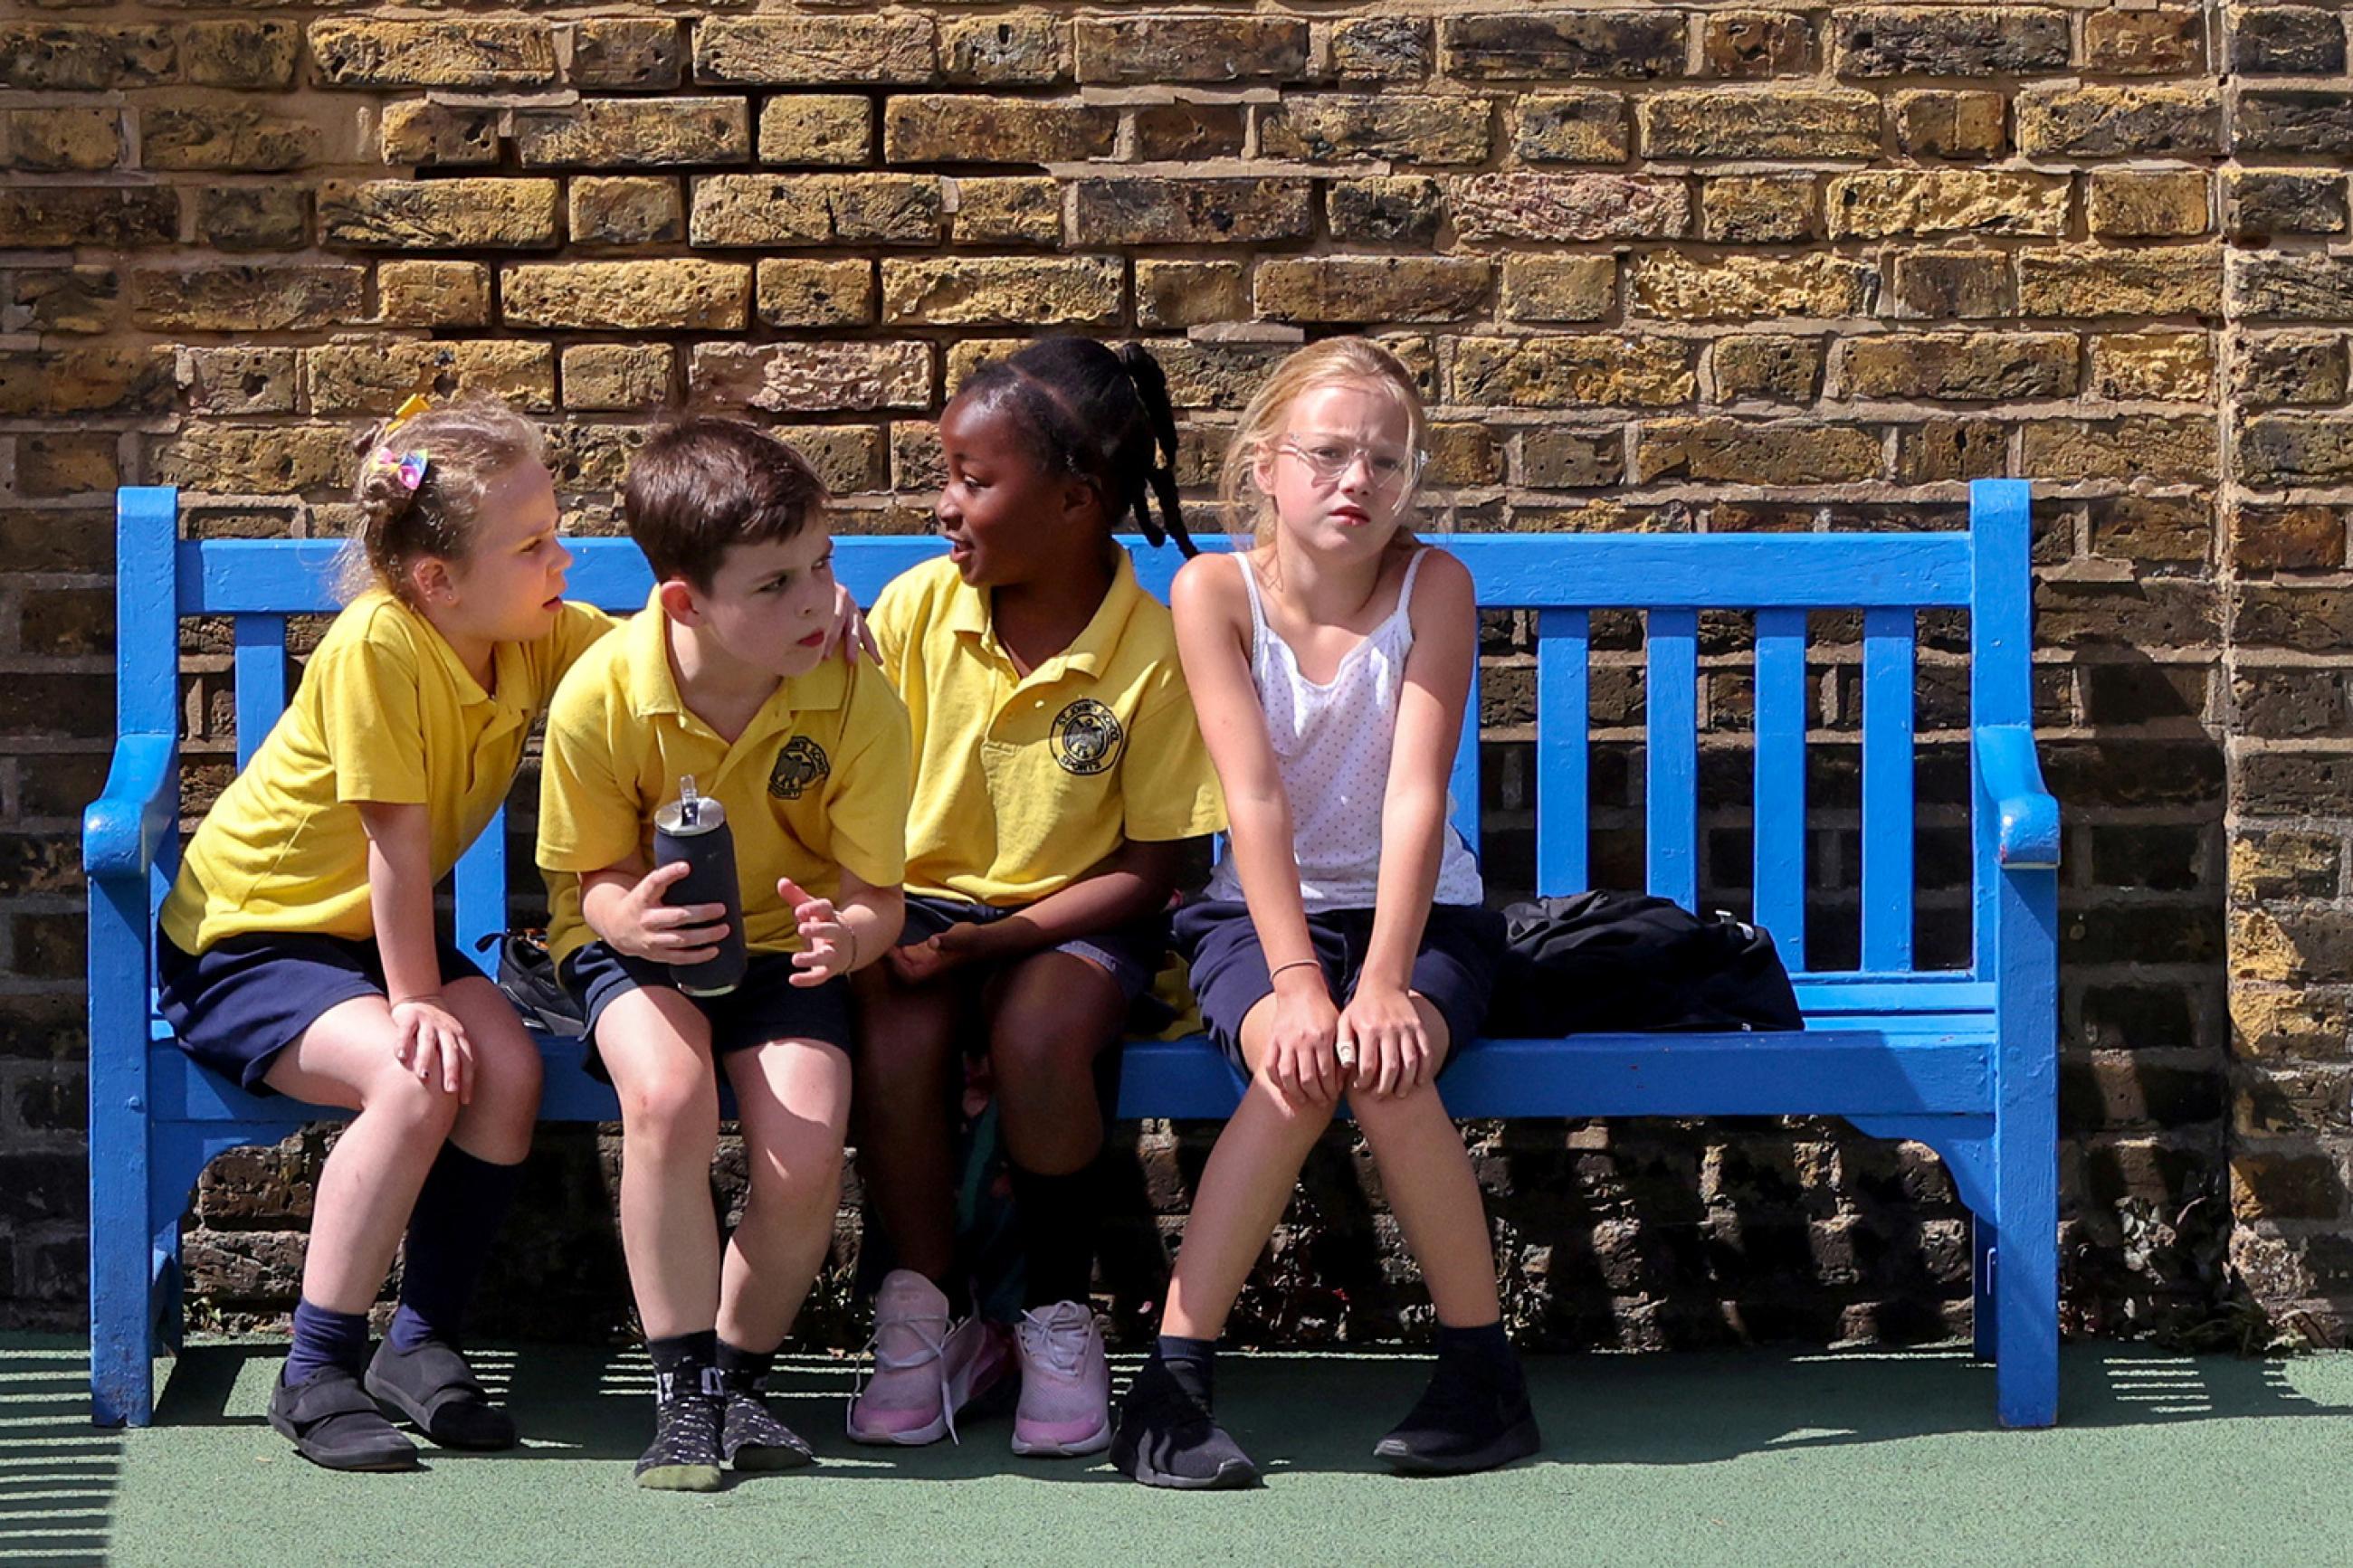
[1111,337,1540,1488]
[851,337,1225,1460]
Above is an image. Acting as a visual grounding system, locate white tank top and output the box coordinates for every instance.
[1204,548,1484,912]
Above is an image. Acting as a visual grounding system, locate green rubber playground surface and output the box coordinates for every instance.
[7,1334,2352,1566]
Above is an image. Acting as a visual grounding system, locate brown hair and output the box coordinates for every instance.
[340,394,546,606]
[624,416,829,591]
[1216,337,1429,553]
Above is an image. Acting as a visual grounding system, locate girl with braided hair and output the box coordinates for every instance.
[850,337,1224,1459]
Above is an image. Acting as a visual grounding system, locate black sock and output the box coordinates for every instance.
[285,1298,371,1386]
[389,1144,525,1353]
[648,1330,720,1404]
[1009,1162,1100,1308]
[714,1338,776,1394]
[1155,1335,1216,1402]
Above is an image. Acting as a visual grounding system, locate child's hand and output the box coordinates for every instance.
[1337,984,1431,1099]
[390,995,473,1103]
[1262,976,1342,1108]
[780,877,853,986]
[884,922,987,986]
[605,860,729,964]
[824,582,880,665]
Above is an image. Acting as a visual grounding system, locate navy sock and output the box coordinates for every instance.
[1010,1162,1099,1308]
[286,1298,371,1386]
[647,1330,721,1405]
[714,1338,776,1393]
[388,1144,525,1353]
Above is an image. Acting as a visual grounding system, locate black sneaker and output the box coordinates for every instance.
[268,1364,419,1472]
[720,1386,814,1471]
[1371,1354,1541,1477]
[635,1392,724,1492]
[1109,1354,1260,1490]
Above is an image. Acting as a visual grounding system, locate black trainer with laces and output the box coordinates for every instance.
[720,1383,814,1471]
[635,1391,725,1492]
[1371,1354,1541,1477]
[1109,1354,1260,1490]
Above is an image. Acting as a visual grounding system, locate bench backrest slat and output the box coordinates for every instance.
[1535,608,1589,898]
[1644,608,1700,911]
[1861,608,1919,971]
[1451,658,1481,853]
[1752,608,1809,970]
[454,810,506,975]
[233,615,285,769]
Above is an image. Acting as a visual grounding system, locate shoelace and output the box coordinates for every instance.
[1015,1305,1093,1379]
[850,1306,965,1443]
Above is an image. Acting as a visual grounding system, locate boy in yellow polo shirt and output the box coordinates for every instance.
[847,338,1224,1459]
[537,418,910,1491]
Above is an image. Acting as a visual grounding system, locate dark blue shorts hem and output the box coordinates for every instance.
[559,942,854,1081]
[1171,900,1505,1075]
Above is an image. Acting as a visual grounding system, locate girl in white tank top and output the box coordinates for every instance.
[1110,339,1536,1490]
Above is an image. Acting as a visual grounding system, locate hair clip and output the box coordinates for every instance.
[386,392,433,432]
[371,447,429,491]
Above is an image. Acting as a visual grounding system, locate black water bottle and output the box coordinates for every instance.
[651,775,747,997]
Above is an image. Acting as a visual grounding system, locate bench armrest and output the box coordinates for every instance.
[1974,725,2059,870]
[83,732,176,886]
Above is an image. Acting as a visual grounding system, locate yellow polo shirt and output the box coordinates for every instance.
[536,588,911,965]
[869,553,1224,907]
[159,592,618,955]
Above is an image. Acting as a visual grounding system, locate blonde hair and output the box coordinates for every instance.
[338,394,546,605]
[1216,337,1429,553]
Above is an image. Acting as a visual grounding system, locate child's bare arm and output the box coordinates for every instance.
[357,800,472,1101]
[1170,552,1345,1107]
[1346,549,1476,1096]
[580,859,729,963]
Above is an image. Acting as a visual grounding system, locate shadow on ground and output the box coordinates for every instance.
[0,1340,119,1567]
[128,1334,2343,1479]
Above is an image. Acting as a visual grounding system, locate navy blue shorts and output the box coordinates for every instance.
[559,942,853,1081]
[1172,900,1506,1074]
[900,893,1167,1004]
[157,928,483,1095]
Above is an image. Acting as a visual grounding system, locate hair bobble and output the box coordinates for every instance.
[368,447,430,491]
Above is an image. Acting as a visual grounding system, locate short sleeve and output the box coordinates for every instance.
[1122,666,1227,842]
[320,632,429,806]
[536,669,646,875]
[823,667,912,888]
[867,571,917,686]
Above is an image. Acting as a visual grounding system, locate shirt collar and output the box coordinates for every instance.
[948,550,1143,680]
[370,591,519,713]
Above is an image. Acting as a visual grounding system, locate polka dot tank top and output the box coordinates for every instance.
[1204,547,1484,913]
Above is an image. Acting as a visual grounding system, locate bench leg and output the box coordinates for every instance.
[1971,1213,1997,1362]
[90,1206,155,1428]
[1991,865,2060,1430]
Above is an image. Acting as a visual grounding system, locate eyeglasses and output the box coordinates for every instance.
[1275,436,1425,491]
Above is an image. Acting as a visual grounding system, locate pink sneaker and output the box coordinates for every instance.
[846,1269,1011,1446]
[1010,1300,1111,1458]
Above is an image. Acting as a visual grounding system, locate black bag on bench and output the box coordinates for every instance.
[1488,890,1804,1037]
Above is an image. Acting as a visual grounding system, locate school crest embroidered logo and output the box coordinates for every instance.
[1050,698,1124,776]
[767,736,830,800]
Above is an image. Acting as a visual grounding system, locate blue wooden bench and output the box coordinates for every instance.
[85,478,2059,1430]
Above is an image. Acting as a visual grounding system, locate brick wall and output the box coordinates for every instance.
[4,1,2349,1348]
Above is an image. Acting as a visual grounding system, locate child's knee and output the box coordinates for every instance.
[745,1136,845,1218]
[615,1065,719,1155]
[360,1061,463,1137]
